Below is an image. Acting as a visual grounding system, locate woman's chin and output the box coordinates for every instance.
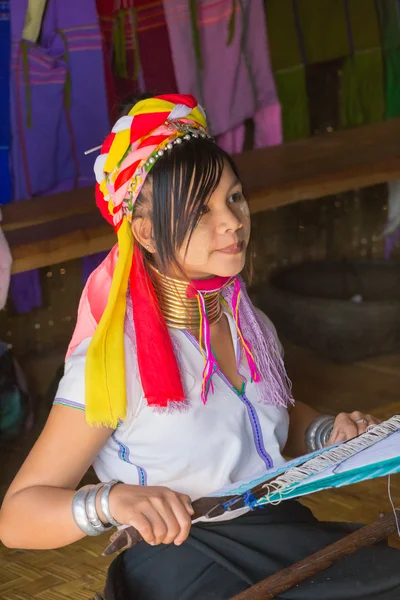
[211,255,246,278]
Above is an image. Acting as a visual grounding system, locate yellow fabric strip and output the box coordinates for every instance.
[104,127,132,174]
[85,218,134,427]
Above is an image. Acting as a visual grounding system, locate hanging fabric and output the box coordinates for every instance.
[267,0,384,142]
[339,0,384,129]
[296,0,349,64]
[0,210,12,310]
[377,0,400,257]
[266,0,310,141]
[163,0,282,154]
[96,0,177,111]
[9,0,110,312]
[0,0,11,206]
[21,0,48,43]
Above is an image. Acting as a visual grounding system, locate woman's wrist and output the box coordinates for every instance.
[72,480,123,536]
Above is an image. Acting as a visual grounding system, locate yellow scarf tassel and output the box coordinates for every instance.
[85,218,134,428]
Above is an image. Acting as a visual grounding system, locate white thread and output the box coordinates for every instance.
[261,416,400,500]
[388,475,400,538]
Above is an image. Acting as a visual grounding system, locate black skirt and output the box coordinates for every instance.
[103,501,400,600]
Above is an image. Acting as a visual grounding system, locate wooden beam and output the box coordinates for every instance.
[235,117,400,212]
[5,118,400,273]
[2,186,95,232]
[10,224,114,274]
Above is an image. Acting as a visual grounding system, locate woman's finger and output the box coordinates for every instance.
[328,427,348,445]
[179,493,194,517]
[143,507,169,545]
[329,413,358,444]
[365,414,381,427]
[151,497,181,545]
[169,495,194,545]
[128,512,156,545]
[349,411,379,436]
[352,411,369,435]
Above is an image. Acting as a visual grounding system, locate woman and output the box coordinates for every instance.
[0,94,399,600]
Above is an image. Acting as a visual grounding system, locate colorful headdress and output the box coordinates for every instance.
[85,95,208,427]
[71,94,292,428]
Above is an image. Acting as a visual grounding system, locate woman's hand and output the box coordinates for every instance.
[327,411,381,446]
[108,484,194,546]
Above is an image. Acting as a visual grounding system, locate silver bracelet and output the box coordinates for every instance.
[72,485,103,536]
[305,415,335,453]
[85,483,113,533]
[99,480,123,527]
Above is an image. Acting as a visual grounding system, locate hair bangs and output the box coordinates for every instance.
[150,138,238,272]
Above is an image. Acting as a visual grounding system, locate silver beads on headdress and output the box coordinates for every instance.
[145,127,213,169]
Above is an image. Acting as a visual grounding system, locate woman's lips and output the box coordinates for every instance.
[217,240,245,255]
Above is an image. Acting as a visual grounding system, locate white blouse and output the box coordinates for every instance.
[54,308,289,515]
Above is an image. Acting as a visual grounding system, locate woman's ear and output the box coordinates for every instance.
[131,216,156,253]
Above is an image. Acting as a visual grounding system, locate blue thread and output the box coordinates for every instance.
[243,491,258,510]
[241,394,274,469]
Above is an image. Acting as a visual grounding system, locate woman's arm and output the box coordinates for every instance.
[0,404,113,549]
[284,401,381,458]
[0,404,194,550]
[283,401,320,457]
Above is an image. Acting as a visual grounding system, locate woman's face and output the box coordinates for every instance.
[174,163,251,280]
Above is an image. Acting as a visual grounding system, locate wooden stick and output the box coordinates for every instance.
[229,510,400,600]
[102,496,233,556]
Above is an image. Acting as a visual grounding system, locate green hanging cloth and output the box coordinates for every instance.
[377,0,400,118]
[376,1,400,256]
[296,0,349,64]
[340,0,385,128]
[266,0,310,141]
[267,0,361,141]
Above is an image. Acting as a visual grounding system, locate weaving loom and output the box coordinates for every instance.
[204,415,400,517]
[104,415,400,555]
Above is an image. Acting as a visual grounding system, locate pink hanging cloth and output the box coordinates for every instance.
[162,0,282,154]
[0,210,12,311]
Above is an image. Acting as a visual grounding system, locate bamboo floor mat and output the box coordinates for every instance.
[1,347,400,599]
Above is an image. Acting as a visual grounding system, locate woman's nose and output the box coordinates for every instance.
[217,205,243,233]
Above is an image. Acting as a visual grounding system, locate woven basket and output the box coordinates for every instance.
[252,260,400,363]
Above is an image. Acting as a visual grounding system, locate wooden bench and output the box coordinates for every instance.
[3,118,400,274]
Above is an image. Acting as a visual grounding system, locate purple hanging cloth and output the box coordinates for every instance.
[9,0,110,312]
[163,0,282,154]
[0,0,11,206]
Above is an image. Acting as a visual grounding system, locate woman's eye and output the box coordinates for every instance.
[200,204,211,216]
[228,191,244,204]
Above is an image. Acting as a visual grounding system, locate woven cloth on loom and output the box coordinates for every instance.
[207,416,400,507]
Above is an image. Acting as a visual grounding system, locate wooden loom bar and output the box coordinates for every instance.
[229,510,400,600]
[4,118,400,273]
